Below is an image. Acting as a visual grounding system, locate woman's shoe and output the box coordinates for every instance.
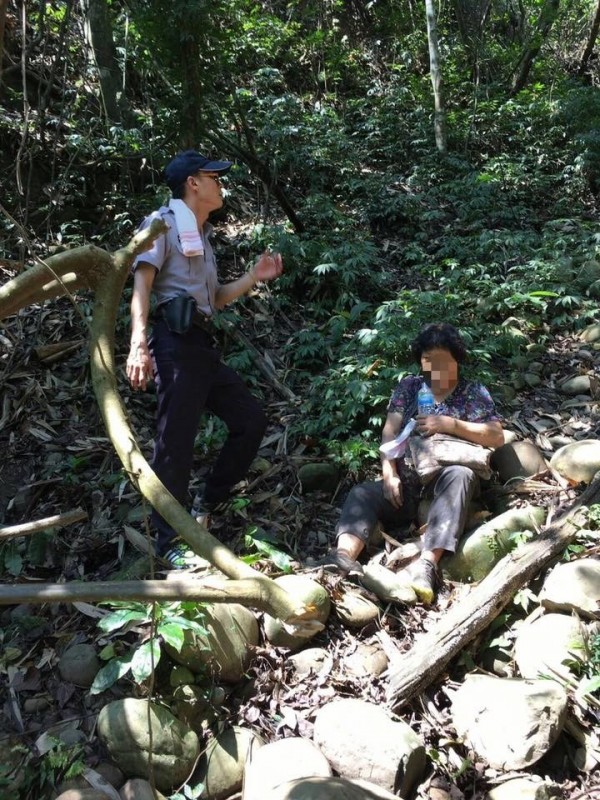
[405,557,438,604]
[307,549,364,576]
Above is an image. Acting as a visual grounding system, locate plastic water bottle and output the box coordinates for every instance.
[417,384,435,415]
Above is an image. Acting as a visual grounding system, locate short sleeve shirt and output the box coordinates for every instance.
[132,206,219,316]
[387,374,501,428]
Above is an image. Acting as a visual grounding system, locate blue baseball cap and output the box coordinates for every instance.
[164,150,233,189]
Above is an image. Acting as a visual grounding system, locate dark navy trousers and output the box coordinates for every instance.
[149,319,268,555]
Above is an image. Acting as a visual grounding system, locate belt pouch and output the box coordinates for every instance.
[162,294,195,334]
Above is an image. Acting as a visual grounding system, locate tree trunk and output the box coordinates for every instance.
[425,0,448,153]
[510,0,561,95]
[386,475,600,710]
[80,0,123,123]
[207,130,305,234]
[0,0,9,87]
[579,0,600,76]
[180,36,204,147]
[451,0,492,75]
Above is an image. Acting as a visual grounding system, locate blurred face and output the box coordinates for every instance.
[421,347,459,390]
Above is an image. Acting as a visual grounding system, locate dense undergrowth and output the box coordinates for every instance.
[2,1,600,471]
[1,2,600,798]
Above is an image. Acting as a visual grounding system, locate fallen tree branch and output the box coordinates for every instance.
[0,576,310,621]
[386,476,600,710]
[0,508,88,539]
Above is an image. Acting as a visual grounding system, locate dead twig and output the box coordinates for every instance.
[0,507,88,539]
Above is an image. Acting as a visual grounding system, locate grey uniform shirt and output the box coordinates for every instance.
[132,206,219,316]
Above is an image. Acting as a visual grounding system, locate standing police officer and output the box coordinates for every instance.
[126,150,283,568]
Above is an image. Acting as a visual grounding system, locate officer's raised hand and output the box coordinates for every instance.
[251,250,283,283]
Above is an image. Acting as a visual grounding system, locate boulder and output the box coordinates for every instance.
[334,589,380,628]
[451,675,568,769]
[58,644,100,688]
[514,613,588,681]
[491,441,547,483]
[261,776,400,800]
[171,684,217,731]
[558,375,591,395]
[54,792,109,800]
[298,463,339,493]
[56,763,125,795]
[169,665,195,687]
[485,777,561,799]
[166,603,259,682]
[263,575,330,650]
[579,321,600,343]
[287,647,331,678]
[120,779,167,799]
[313,698,425,796]
[539,559,600,619]
[200,726,265,800]
[576,259,600,287]
[359,562,417,604]
[94,762,125,790]
[243,737,332,800]
[341,642,388,679]
[588,279,600,298]
[97,698,200,793]
[550,439,600,484]
[445,505,545,582]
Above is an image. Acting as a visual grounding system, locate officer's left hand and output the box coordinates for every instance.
[253,250,283,282]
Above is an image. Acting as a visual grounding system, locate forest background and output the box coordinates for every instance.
[1,0,600,797]
[1,0,600,458]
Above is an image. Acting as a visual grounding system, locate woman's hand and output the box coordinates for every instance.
[127,340,154,391]
[416,414,455,437]
[383,474,403,509]
[252,250,283,282]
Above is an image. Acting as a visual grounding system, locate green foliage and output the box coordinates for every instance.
[90,601,208,694]
[2,0,600,477]
[586,504,600,529]
[169,781,206,800]
[0,737,86,799]
[242,526,294,572]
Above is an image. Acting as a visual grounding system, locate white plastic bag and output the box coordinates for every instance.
[379,419,417,459]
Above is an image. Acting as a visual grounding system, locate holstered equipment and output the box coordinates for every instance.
[157,294,213,336]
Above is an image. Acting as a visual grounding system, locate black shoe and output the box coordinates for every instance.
[307,550,364,576]
[191,494,228,526]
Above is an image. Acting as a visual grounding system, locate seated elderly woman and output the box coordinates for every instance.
[322,322,504,603]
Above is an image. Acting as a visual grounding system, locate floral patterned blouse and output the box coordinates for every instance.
[387,375,501,427]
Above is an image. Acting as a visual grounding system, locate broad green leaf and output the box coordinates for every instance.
[578,676,600,697]
[90,655,132,695]
[130,640,161,683]
[159,622,186,651]
[162,616,208,636]
[252,538,294,573]
[98,609,149,633]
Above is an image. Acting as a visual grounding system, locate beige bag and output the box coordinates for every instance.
[408,433,493,483]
